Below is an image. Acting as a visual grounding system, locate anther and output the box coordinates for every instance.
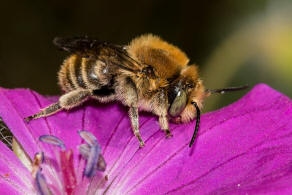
[39,135,66,150]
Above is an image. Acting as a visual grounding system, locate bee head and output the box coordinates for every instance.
[167,65,247,147]
[168,65,208,123]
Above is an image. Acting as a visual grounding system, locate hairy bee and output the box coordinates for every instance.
[25,34,247,147]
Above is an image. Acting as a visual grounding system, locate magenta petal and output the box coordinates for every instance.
[1,84,292,194]
[103,84,292,194]
[0,141,34,194]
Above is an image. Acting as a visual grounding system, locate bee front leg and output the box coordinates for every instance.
[154,90,172,138]
[25,89,92,122]
[159,115,172,138]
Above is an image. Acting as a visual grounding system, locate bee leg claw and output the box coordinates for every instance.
[165,129,173,138]
[139,141,145,148]
[134,132,145,148]
[24,115,37,123]
[24,116,32,123]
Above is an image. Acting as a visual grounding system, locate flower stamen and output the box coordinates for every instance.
[39,135,66,150]
[78,130,106,177]
[78,130,98,146]
[35,170,52,195]
[79,143,106,172]
[31,152,44,178]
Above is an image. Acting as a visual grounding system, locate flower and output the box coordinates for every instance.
[0,83,292,194]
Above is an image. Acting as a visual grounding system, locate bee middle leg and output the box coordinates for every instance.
[129,106,144,147]
[118,77,144,147]
[25,89,92,122]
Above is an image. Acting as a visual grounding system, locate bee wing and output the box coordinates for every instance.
[53,36,144,73]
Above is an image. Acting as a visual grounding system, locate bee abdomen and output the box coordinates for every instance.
[81,57,102,88]
[58,54,87,92]
[58,54,114,93]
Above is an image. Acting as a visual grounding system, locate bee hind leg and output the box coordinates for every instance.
[25,89,93,122]
[25,102,62,122]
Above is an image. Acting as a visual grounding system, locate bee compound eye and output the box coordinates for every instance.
[168,90,187,117]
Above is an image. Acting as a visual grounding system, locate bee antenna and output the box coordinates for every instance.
[189,101,201,147]
[206,84,249,94]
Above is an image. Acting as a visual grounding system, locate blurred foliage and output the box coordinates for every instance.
[202,0,292,111]
[0,0,291,112]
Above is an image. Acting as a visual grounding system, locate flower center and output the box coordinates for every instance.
[32,131,106,195]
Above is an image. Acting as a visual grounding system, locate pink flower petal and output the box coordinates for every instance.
[0,84,292,194]
[0,141,34,194]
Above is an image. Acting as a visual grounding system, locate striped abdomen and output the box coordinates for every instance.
[58,54,114,92]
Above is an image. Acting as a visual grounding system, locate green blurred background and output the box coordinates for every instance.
[0,0,291,112]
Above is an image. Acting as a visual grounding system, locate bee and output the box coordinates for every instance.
[25,34,247,147]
